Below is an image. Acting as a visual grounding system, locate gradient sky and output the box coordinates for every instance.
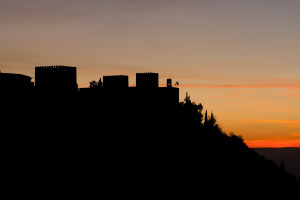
[1,0,300,147]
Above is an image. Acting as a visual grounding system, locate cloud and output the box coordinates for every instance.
[180,83,300,90]
[247,120,300,128]
[228,91,257,95]
[279,91,300,100]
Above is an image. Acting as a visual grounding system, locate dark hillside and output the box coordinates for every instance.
[255,148,300,181]
[2,95,300,199]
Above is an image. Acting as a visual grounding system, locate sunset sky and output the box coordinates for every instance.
[1,0,300,147]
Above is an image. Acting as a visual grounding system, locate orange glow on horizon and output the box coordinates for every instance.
[245,140,300,148]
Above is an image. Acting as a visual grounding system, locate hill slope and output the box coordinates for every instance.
[255,148,300,181]
[3,97,300,199]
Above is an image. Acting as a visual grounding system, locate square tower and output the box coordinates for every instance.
[35,65,77,95]
[136,73,158,88]
[103,75,128,88]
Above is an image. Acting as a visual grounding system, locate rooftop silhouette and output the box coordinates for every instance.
[0,72,33,89]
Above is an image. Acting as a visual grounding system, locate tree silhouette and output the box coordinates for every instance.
[204,110,208,127]
[98,78,103,88]
[184,92,191,103]
[179,92,203,125]
[89,80,98,88]
[210,111,217,127]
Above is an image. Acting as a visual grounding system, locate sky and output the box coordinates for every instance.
[1,0,300,147]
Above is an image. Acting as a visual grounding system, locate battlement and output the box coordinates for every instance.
[36,65,76,69]
[136,72,157,75]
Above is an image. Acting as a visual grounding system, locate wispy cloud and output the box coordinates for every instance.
[228,91,257,95]
[247,120,300,128]
[180,83,300,90]
[279,91,300,100]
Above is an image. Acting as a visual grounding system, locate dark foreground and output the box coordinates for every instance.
[2,101,300,199]
[255,148,300,181]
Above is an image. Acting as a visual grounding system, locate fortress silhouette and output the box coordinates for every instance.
[1,65,299,199]
[0,65,179,114]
